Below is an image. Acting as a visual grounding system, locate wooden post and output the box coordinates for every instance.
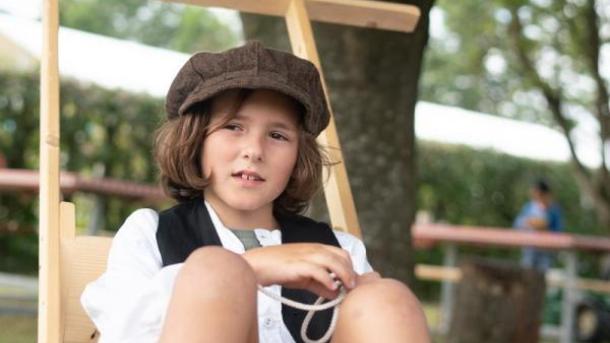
[39,0,62,342]
[439,243,457,334]
[561,251,578,343]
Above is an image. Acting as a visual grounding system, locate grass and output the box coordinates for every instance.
[0,315,36,343]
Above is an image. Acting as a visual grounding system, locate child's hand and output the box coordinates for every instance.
[526,217,548,230]
[242,243,357,299]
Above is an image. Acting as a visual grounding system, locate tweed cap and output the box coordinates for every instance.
[166,41,330,136]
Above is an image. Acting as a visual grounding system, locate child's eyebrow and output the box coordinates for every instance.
[234,114,297,132]
[269,121,297,132]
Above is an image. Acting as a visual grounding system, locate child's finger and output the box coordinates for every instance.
[322,245,354,270]
[314,254,356,290]
[304,264,341,292]
[306,246,355,289]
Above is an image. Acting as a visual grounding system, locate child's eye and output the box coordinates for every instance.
[224,123,242,131]
[270,132,288,141]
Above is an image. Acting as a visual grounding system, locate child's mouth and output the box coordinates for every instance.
[232,172,265,187]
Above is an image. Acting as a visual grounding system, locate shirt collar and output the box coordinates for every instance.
[203,200,281,248]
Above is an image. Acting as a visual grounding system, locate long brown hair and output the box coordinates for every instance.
[154,89,332,215]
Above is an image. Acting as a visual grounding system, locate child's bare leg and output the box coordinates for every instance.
[160,246,259,343]
[331,278,429,343]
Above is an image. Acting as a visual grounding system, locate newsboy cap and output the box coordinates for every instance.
[165,41,330,136]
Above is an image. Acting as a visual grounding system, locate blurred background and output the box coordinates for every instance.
[1,0,609,342]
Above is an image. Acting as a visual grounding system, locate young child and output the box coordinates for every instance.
[81,41,429,343]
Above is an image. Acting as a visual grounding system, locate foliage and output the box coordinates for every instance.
[59,0,240,53]
[421,0,610,230]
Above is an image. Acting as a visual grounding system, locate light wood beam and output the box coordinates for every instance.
[39,0,61,342]
[166,0,420,33]
[285,0,361,237]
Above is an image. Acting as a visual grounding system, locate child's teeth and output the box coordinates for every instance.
[239,173,260,181]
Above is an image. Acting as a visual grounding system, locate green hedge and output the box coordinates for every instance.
[0,71,602,277]
[417,141,602,234]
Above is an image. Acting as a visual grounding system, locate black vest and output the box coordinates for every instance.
[156,198,339,342]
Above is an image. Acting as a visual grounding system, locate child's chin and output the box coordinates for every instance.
[228,198,269,212]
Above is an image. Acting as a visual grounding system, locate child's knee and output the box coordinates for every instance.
[177,246,257,293]
[341,278,422,316]
[333,279,430,342]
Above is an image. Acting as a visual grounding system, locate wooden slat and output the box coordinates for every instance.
[165,0,420,33]
[39,0,61,342]
[415,264,610,294]
[284,0,361,237]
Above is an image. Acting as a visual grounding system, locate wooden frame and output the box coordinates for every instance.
[38,1,420,341]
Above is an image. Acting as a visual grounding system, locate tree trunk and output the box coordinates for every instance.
[240,1,433,285]
[448,259,546,343]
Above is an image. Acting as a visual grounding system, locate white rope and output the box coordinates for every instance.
[257,273,346,343]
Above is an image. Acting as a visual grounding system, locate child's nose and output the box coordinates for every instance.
[241,135,264,162]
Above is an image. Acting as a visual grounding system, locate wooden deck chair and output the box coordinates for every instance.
[38,1,420,342]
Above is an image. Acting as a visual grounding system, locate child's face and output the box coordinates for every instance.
[202,89,300,216]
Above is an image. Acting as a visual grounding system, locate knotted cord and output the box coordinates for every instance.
[257,273,346,343]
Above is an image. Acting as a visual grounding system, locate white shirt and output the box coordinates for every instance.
[81,201,373,343]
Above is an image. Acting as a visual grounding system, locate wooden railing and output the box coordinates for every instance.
[0,168,165,201]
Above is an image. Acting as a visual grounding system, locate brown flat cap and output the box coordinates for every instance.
[166,41,330,136]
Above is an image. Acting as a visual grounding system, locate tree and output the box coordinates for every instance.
[422,0,610,231]
[240,0,434,284]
